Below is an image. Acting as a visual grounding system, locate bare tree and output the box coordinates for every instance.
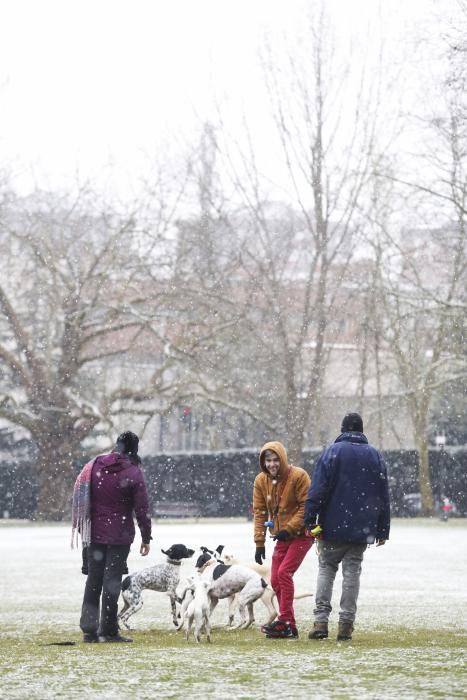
[211,5,385,461]
[97,124,262,453]
[0,188,167,518]
[372,100,467,514]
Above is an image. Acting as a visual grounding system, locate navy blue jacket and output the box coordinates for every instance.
[304,432,390,543]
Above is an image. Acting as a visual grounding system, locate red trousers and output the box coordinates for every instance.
[271,534,313,627]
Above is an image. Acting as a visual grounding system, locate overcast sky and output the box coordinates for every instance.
[0,0,457,197]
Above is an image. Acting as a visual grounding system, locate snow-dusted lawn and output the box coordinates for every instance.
[1,518,466,699]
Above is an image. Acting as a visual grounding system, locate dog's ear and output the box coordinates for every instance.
[161,548,169,556]
[216,545,224,555]
[195,551,210,569]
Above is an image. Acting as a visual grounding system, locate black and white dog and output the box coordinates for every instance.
[195,546,270,629]
[118,544,194,628]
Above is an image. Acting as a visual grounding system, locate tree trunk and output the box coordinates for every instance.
[287,422,306,466]
[285,387,312,465]
[34,445,79,521]
[415,429,434,516]
[285,396,304,465]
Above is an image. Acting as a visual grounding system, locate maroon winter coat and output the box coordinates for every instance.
[90,452,152,545]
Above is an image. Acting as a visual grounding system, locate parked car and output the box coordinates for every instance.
[401,492,422,517]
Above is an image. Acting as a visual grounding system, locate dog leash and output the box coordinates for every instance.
[266,466,292,532]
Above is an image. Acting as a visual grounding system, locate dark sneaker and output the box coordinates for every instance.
[337,622,354,641]
[260,619,281,634]
[98,634,133,643]
[82,633,98,643]
[263,620,298,639]
[308,621,329,640]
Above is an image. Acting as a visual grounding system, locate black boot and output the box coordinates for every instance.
[337,622,354,641]
[98,633,133,643]
[82,632,98,643]
[308,621,328,640]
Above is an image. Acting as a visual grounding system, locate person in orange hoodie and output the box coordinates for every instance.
[253,441,314,639]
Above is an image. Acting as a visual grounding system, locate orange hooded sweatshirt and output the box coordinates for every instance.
[253,441,311,547]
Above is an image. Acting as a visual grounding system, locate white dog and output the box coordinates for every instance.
[184,578,211,643]
[175,575,195,631]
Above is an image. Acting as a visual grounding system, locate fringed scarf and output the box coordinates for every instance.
[71,458,96,549]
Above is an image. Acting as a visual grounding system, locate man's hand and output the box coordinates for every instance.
[375,539,386,547]
[255,547,266,565]
[307,524,323,538]
[273,530,290,542]
[140,543,150,556]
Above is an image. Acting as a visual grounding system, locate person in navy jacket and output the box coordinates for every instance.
[304,412,390,642]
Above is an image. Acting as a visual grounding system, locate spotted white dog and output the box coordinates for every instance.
[118,544,194,628]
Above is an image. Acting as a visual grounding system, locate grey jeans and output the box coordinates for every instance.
[313,540,367,624]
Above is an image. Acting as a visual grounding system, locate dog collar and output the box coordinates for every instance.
[167,558,182,566]
[198,559,215,574]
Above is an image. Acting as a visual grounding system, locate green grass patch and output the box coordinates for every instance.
[2,625,466,655]
[1,626,466,699]
[1,519,466,699]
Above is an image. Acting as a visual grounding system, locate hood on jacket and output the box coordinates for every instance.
[259,441,289,479]
[335,432,368,445]
[95,451,132,473]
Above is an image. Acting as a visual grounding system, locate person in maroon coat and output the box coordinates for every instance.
[73,431,152,643]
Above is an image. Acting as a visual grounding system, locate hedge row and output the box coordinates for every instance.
[0,448,465,519]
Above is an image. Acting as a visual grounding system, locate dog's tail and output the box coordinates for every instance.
[293,591,314,600]
[121,576,131,591]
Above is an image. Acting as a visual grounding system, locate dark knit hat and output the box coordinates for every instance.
[116,431,139,455]
[341,413,363,433]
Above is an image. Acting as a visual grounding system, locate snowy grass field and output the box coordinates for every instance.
[1,518,466,699]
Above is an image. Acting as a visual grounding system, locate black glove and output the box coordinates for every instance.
[273,530,290,542]
[255,547,266,565]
